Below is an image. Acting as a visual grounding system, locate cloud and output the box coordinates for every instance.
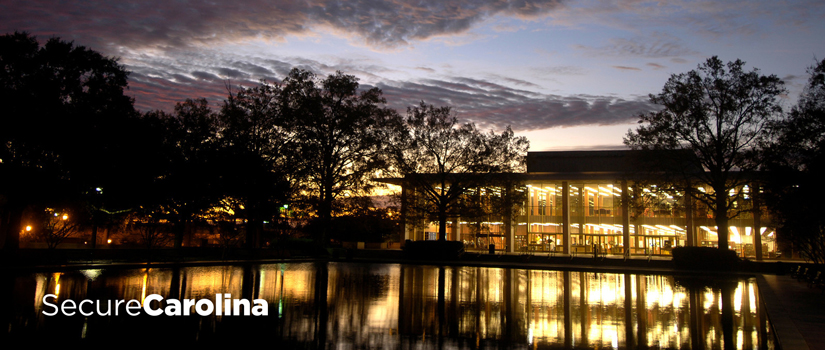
[191,71,222,81]
[531,65,587,76]
[646,62,666,70]
[126,55,656,131]
[491,75,543,89]
[576,33,698,59]
[612,66,641,71]
[1,0,566,51]
[376,77,657,131]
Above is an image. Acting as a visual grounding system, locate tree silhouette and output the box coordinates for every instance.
[218,82,301,248]
[762,58,825,264]
[1,32,137,250]
[145,98,223,248]
[35,210,82,249]
[281,69,398,242]
[624,56,785,251]
[387,102,528,241]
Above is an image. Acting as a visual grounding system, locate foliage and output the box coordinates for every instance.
[624,56,785,251]
[218,81,301,247]
[144,98,224,248]
[1,31,140,250]
[280,69,398,242]
[387,102,529,241]
[762,58,825,264]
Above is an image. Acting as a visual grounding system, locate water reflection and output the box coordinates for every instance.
[1,262,774,349]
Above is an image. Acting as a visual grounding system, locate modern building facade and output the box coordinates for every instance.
[393,150,777,260]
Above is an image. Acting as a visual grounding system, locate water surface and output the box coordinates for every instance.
[0,262,774,349]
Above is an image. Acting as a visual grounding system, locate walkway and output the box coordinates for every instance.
[757,273,825,350]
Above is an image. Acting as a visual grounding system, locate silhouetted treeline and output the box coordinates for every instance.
[1,32,527,251]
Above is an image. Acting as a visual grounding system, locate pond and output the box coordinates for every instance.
[0,262,774,349]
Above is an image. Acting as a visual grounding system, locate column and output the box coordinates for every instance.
[686,187,695,247]
[621,180,631,258]
[562,181,571,255]
[505,184,516,253]
[401,183,411,246]
[753,183,763,261]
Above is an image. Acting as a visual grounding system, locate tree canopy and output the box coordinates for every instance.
[281,69,398,242]
[1,32,139,250]
[387,102,529,241]
[762,58,825,264]
[624,56,785,251]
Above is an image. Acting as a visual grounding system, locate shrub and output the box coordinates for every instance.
[672,246,739,271]
[403,240,465,260]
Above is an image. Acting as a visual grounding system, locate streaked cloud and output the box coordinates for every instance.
[375,78,657,131]
[576,33,698,59]
[612,66,642,71]
[2,0,822,150]
[1,0,565,51]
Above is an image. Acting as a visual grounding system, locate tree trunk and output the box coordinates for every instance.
[438,204,447,241]
[714,198,730,251]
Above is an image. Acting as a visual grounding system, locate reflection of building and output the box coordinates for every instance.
[387,151,777,259]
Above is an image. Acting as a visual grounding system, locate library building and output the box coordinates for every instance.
[393,150,777,260]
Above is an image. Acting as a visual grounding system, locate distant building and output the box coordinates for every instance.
[383,150,777,260]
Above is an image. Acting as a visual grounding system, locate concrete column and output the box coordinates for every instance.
[686,187,695,247]
[505,184,515,253]
[753,183,763,261]
[621,180,631,258]
[562,181,571,255]
[401,184,411,245]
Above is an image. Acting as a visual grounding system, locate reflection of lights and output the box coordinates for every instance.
[140,270,148,305]
[81,269,102,281]
[749,282,757,312]
[54,273,61,297]
[734,283,742,313]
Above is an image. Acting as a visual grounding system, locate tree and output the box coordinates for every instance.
[387,102,529,242]
[624,56,785,251]
[762,58,825,264]
[218,82,301,248]
[0,32,137,250]
[146,98,223,248]
[35,209,83,249]
[280,69,397,243]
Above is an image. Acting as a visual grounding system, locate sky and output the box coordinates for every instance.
[2,0,824,151]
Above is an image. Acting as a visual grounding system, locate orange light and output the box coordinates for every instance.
[62,215,68,220]
[25,225,32,232]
